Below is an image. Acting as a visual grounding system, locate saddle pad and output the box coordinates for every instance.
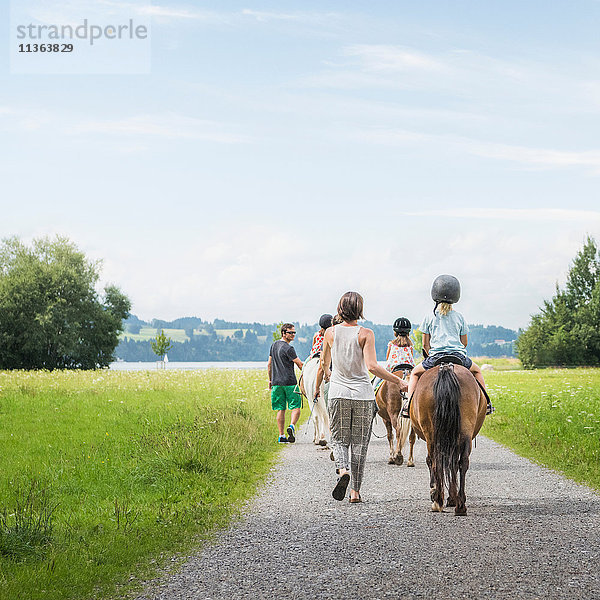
[372,378,385,396]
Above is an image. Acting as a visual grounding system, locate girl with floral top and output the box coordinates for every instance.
[385,317,414,371]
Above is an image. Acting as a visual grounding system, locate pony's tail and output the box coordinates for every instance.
[432,364,461,490]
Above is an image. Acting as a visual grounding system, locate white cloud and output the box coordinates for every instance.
[137,5,222,21]
[359,128,600,174]
[343,44,445,72]
[0,107,249,144]
[71,114,250,143]
[470,142,600,172]
[240,9,317,22]
[92,216,598,331]
[406,208,600,223]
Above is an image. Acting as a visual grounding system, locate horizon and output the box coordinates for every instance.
[127,312,520,332]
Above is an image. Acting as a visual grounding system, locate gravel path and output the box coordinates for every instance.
[137,418,600,600]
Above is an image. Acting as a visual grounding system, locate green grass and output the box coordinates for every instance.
[482,368,600,490]
[0,369,287,600]
[472,356,523,371]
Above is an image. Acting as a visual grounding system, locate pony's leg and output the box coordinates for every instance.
[426,453,434,489]
[316,402,327,446]
[384,418,395,464]
[426,451,443,512]
[455,436,471,516]
[446,453,459,508]
[394,414,411,466]
[407,427,416,467]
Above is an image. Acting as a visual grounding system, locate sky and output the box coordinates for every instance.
[2,0,600,331]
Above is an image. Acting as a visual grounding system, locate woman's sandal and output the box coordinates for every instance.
[332,473,350,501]
[349,495,362,504]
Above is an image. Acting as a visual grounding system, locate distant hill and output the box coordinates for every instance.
[115,315,517,362]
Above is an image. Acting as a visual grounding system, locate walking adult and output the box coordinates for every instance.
[267,323,303,443]
[321,292,408,502]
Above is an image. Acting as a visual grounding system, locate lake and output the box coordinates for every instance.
[110,361,267,371]
[110,360,388,371]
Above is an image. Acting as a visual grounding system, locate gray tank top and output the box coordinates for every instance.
[328,324,375,401]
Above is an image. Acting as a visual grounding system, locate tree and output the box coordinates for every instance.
[517,236,600,368]
[272,322,284,342]
[0,236,131,369]
[150,330,173,360]
[412,328,424,357]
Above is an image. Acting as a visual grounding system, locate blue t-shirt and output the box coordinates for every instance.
[420,310,469,356]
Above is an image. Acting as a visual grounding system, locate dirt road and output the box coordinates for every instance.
[137,419,600,599]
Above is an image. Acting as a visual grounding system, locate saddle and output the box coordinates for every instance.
[431,353,464,367]
[392,363,414,374]
[429,355,494,409]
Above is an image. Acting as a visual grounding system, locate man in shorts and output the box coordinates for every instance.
[268,323,303,443]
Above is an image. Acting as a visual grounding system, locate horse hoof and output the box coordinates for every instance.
[455,507,467,516]
[407,461,415,467]
[330,451,335,461]
[318,439,327,447]
[446,498,457,507]
[431,502,443,512]
[388,457,395,465]
[394,455,404,466]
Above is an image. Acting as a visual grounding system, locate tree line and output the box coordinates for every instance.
[116,318,517,362]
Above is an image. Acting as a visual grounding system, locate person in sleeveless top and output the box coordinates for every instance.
[321,292,408,503]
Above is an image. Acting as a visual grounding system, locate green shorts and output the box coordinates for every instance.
[271,385,302,411]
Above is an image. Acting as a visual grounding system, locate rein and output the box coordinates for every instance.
[371,413,388,438]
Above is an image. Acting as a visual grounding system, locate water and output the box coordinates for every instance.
[109,361,266,371]
[110,360,388,371]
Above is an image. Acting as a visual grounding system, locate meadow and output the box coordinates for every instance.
[0,369,284,600]
[472,357,522,371]
[482,368,600,490]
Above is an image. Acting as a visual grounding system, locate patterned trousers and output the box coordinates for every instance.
[329,397,373,493]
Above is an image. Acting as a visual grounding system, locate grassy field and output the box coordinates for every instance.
[471,357,523,371]
[482,368,600,490]
[0,369,291,600]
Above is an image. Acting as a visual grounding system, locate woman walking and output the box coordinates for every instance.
[321,292,408,503]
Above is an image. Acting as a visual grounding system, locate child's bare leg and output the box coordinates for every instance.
[407,364,424,398]
[403,365,424,418]
[470,362,494,413]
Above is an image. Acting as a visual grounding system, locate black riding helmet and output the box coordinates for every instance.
[431,274,461,304]
[431,274,461,315]
[319,313,333,330]
[393,317,411,336]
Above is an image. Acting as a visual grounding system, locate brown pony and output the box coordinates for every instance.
[410,362,486,515]
[375,365,414,466]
